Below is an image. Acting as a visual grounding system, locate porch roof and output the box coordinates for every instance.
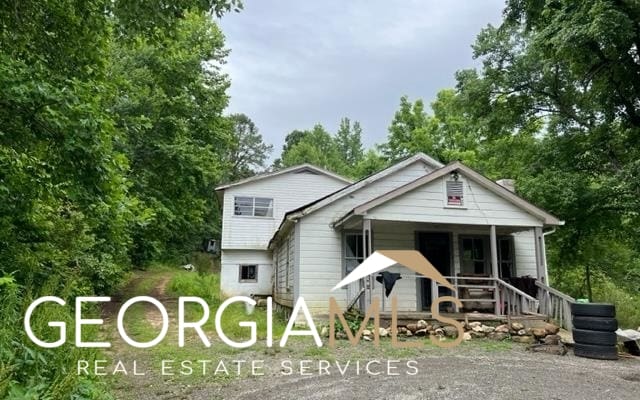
[332,161,563,228]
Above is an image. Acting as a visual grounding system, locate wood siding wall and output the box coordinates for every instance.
[221,171,347,250]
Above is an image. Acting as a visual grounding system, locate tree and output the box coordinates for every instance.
[0,1,242,397]
[226,114,272,180]
[354,149,388,178]
[382,93,482,164]
[450,0,640,309]
[335,118,364,166]
[279,124,345,172]
[110,12,234,265]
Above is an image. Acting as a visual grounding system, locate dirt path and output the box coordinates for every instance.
[102,270,174,320]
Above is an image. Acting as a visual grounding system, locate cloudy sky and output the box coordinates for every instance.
[219,0,505,158]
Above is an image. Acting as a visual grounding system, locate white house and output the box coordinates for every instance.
[215,164,352,297]
[216,153,570,325]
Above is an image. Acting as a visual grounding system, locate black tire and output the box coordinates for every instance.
[572,316,618,332]
[572,329,617,346]
[573,343,618,360]
[571,303,615,318]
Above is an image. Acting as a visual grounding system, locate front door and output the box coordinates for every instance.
[416,232,451,310]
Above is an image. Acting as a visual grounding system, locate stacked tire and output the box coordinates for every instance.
[571,303,618,360]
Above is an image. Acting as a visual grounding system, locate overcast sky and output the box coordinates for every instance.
[219,0,505,158]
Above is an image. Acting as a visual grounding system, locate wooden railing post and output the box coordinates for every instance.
[431,280,438,311]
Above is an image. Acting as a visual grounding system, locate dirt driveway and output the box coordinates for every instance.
[198,348,640,400]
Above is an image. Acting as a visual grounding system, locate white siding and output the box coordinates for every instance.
[220,250,272,297]
[297,160,436,313]
[371,225,419,312]
[513,229,538,278]
[273,227,296,307]
[368,174,543,227]
[221,171,347,250]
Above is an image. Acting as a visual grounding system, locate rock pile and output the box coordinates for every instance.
[358,320,562,345]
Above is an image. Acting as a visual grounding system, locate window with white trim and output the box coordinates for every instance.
[344,232,364,276]
[446,180,464,206]
[239,264,257,282]
[234,196,274,217]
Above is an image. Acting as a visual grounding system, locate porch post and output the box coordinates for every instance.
[534,227,547,283]
[362,218,373,308]
[490,225,500,315]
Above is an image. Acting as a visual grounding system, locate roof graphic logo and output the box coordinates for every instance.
[331,250,456,292]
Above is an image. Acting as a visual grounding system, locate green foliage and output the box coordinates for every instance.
[353,149,388,178]
[225,113,273,180]
[0,276,112,400]
[335,118,364,166]
[1,0,244,397]
[275,119,369,178]
[452,0,640,327]
[382,92,482,164]
[167,271,221,305]
[279,124,345,171]
[110,11,234,265]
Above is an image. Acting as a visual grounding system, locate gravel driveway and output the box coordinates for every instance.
[194,347,639,400]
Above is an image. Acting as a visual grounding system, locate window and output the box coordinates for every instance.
[234,196,274,217]
[446,181,464,206]
[239,264,257,282]
[459,236,515,277]
[344,233,364,276]
[461,237,486,274]
[498,238,514,278]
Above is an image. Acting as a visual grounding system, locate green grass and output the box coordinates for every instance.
[166,272,220,304]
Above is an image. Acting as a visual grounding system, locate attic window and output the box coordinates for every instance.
[446,181,464,206]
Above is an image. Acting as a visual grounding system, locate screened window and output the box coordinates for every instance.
[498,238,514,278]
[239,264,257,282]
[446,181,464,206]
[344,233,364,276]
[234,196,274,217]
[461,237,486,274]
[460,236,515,277]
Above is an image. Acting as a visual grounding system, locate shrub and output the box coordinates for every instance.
[0,276,112,399]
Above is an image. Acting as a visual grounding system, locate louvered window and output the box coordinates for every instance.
[446,181,464,206]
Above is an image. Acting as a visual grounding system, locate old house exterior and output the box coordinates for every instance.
[215,164,351,297]
[216,154,572,327]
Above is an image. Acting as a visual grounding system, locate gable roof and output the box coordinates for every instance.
[281,153,443,219]
[344,161,563,226]
[267,153,443,249]
[214,164,352,191]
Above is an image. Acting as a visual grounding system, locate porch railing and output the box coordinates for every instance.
[496,278,539,316]
[351,274,539,318]
[430,276,539,317]
[535,280,575,331]
[347,274,575,329]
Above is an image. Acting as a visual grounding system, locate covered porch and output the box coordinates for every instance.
[337,217,548,319]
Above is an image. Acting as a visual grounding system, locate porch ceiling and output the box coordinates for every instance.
[339,216,534,235]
